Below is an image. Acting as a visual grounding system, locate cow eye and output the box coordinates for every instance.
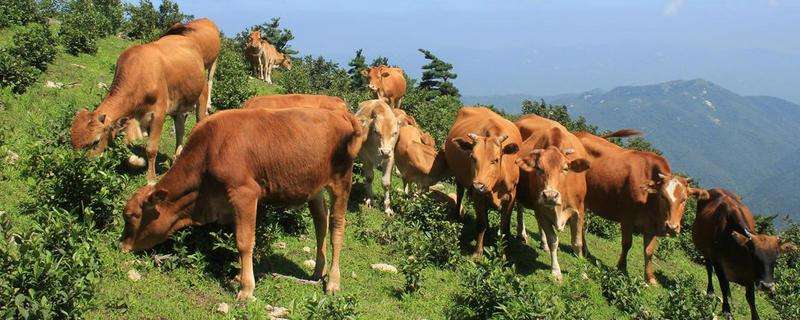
[490,159,498,164]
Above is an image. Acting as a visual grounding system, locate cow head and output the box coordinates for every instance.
[453,133,519,195]
[360,66,391,93]
[248,29,261,48]
[361,106,401,159]
[730,231,797,293]
[281,55,292,70]
[70,109,128,156]
[120,185,188,252]
[643,173,706,236]
[516,145,589,227]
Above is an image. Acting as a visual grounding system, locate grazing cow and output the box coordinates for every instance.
[514,115,590,281]
[361,66,406,109]
[263,41,291,84]
[444,107,521,257]
[575,129,707,284]
[392,108,435,146]
[355,99,401,215]
[163,18,221,113]
[693,188,796,320]
[120,107,364,299]
[70,35,208,182]
[394,125,449,194]
[242,94,347,111]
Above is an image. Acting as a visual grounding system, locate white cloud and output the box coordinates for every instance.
[663,0,685,16]
[768,0,779,7]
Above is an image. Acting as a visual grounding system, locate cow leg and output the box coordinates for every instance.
[643,232,658,285]
[326,178,351,294]
[196,75,209,122]
[472,198,488,258]
[714,261,733,319]
[539,216,562,282]
[516,205,528,244]
[172,112,187,158]
[705,259,715,296]
[206,59,217,114]
[746,284,759,320]
[569,211,585,258]
[362,160,375,208]
[453,184,465,220]
[266,63,273,84]
[123,118,147,168]
[499,197,513,238]
[539,225,549,251]
[397,97,404,110]
[381,155,395,216]
[309,192,329,280]
[144,111,166,183]
[230,182,260,300]
[617,223,632,272]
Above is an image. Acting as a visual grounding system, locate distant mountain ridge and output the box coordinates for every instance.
[464,79,800,218]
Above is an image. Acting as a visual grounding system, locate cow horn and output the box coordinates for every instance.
[468,133,479,141]
[658,173,669,180]
[531,149,544,155]
[498,134,509,143]
[563,148,575,155]
[686,177,694,184]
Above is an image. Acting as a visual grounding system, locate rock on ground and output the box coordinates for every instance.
[370,263,398,273]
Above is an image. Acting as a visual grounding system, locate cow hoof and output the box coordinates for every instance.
[384,207,395,217]
[236,290,254,301]
[364,198,372,208]
[541,243,550,252]
[325,282,341,295]
[723,312,733,320]
[644,278,659,287]
[552,272,563,283]
[518,234,529,244]
[128,155,146,168]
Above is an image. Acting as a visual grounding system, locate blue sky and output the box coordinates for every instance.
[170,0,799,102]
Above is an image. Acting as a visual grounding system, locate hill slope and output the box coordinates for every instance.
[468,80,800,217]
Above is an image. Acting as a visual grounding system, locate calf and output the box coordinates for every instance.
[576,130,707,284]
[393,108,435,146]
[514,115,590,281]
[355,99,401,215]
[444,107,521,257]
[245,30,268,81]
[242,94,347,111]
[694,188,796,320]
[71,34,209,182]
[394,125,449,194]
[120,107,364,299]
[263,41,291,84]
[361,66,407,109]
[163,18,221,113]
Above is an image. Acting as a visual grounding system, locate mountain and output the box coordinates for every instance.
[466,79,800,218]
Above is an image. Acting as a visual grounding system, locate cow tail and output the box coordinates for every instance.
[345,113,364,159]
[602,129,643,139]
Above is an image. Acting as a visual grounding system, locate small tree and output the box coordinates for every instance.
[370,56,388,67]
[60,0,104,55]
[260,17,297,55]
[347,49,368,89]
[123,0,158,40]
[157,0,192,30]
[418,49,459,98]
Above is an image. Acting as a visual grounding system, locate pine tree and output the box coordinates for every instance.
[348,49,368,89]
[418,49,459,98]
[370,56,389,67]
[259,17,297,55]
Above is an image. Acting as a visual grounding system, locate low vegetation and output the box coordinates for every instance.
[0,2,797,319]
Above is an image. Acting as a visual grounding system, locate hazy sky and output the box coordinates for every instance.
[170,0,800,102]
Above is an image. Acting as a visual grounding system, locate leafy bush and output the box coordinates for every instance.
[0,49,41,94]
[594,266,653,319]
[0,209,102,319]
[0,0,45,27]
[405,94,461,145]
[769,219,800,318]
[392,193,462,267]
[585,210,619,239]
[10,23,57,71]
[212,39,255,110]
[401,255,423,294]
[60,0,104,55]
[301,294,359,320]
[93,0,125,36]
[123,0,158,40]
[660,273,718,320]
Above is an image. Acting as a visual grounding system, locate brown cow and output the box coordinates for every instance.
[70,35,208,182]
[355,99,401,215]
[361,65,406,109]
[514,115,590,281]
[576,130,706,284]
[444,107,521,257]
[163,18,221,113]
[244,30,291,84]
[694,188,796,320]
[392,108,435,146]
[120,107,364,299]
[242,94,347,111]
[263,41,291,84]
[394,125,449,194]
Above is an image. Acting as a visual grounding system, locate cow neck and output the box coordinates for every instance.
[95,88,139,124]
[153,142,207,218]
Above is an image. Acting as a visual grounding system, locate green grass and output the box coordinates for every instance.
[0,33,781,319]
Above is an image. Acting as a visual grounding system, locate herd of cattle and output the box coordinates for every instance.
[66,18,794,319]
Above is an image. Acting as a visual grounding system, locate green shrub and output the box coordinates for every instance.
[585,210,619,239]
[594,266,652,319]
[405,94,461,146]
[94,0,124,36]
[0,49,41,94]
[401,255,423,294]
[10,23,57,71]
[769,220,800,318]
[660,273,718,320]
[60,0,104,55]
[0,209,102,319]
[122,0,158,40]
[392,193,462,267]
[212,39,255,110]
[0,0,45,27]
[301,294,359,320]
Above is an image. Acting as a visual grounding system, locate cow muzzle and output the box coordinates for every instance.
[540,190,561,207]
[368,84,377,91]
[664,221,680,236]
[379,148,392,158]
[472,181,489,194]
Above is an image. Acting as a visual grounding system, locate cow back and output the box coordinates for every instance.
[242,94,348,112]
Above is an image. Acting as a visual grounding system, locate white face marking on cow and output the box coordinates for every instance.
[665,178,679,203]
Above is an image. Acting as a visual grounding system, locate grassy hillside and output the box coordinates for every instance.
[0,34,784,319]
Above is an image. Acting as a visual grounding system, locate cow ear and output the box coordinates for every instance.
[731,230,751,246]
[689,188,710,200]
[568,158,590,172]
[147,189,168,205]
[98,113,107,124]
[453,137,474,151]
[515,156,535,172]
[780,242,797,254]
[381,71,390,77]
[642,180,657,193]
[113,117,129,131]
[502,142,519,155]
